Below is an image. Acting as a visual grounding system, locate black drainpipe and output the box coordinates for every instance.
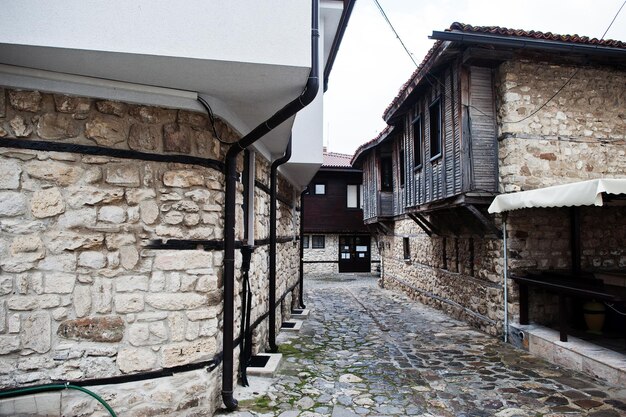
[269,137,292,352]
[221,1,319,410]
[298,188,307,309]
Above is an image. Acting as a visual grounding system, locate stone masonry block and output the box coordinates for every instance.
[78,251,106,269]
[117,347,156,373]
[85,115,128,147]
[98,206,126,224]
[43,273,76,294]
[36,113,81,140]
[0,191,27,216]
[96,100,127,117]
[163,170,204,188]
[22,312,51,353]
[57,316,124,342]
[128,124,160,151]
[73,285,91,317]
[25,159,84,186]
[163,123,191,153]
[0,159,22,190]
[145,293,206,310]
[161,338,216,368]
[53,95,91,114]
[8,90,42,112]
[31,187,65,218]
[116,294,144,314]
[153,251,213,271]
[9,115,32,137]
[105,165,141,187]
[115,275,148,293]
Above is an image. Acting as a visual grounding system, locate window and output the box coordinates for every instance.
[347,184,360,208]
[312,235,325,249]
[403,237,410,260]
[380,157,393,191]
[413,115,423,168]
[302,235,309,249]
[314,183,325,195]
[429,99,442,160]
[360,185,364,209]
[399,149,405,188]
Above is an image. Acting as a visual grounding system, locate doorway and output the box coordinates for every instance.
[338,235,371,273]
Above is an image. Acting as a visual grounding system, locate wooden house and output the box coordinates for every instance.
[352,22,626,381]
[303,150,379,274]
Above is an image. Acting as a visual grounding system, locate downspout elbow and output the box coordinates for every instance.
[222,391,238,412]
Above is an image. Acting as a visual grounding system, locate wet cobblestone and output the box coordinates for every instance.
[225,274,626,417]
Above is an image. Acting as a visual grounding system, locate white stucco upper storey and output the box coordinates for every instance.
[0,0,350,187]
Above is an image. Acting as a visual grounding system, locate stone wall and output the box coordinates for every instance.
[379,219,504,335]
[380,204,626,337]
[496,59,626,192]
[0,88,301,415]
[303,234,339,274]
[303,234,380,275]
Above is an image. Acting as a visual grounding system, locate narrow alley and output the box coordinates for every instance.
[229,274,626,417]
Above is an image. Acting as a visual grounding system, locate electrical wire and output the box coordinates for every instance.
[370,0,492,120]
[373,0,626,126]
[197,96,240,145]
[372,0,418,67]
[509,0,626,124]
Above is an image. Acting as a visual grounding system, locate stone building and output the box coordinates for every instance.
[352,23,626,381]
[0,0,355,415]
[302,150,379,275]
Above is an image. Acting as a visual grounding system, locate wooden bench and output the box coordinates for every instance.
[512,272,624,344]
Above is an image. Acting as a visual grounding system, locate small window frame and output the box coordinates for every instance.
[302,235,309,249]
[399,148,405,188]
[380,156,393,192]
[311,235,325,249]
[412,114,423,170]
[346,184,360,209]
[314,183,326,195]
[429,98,442,161]
[403,237,411,261]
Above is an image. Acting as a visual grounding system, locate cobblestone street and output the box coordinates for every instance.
[227,274,626,417]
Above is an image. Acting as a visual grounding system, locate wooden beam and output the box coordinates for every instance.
[412,213,442,236]
[376,222,393,236]
[407,213,433,236]
[465,204,502,238]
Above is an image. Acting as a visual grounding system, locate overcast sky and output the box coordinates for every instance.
[322,0,626,156]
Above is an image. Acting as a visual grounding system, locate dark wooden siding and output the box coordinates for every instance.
[303,169,368,233]
[361,61,498,220]
[362,154,377,221]
[468,66,498,192]
[406,65,463,209]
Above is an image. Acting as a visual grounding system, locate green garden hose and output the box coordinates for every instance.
[0,383,117,417]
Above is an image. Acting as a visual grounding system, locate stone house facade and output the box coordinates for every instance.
[353,23,626,341]
[0,0,355,415]
[302,151,380,275]
[0,88,300,415]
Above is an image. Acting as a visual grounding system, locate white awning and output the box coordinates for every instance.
[488,178,626,214]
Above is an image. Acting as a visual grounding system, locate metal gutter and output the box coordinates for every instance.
[269,137,293,352]
[430,31,626,57]
[220,0,320,410]
[323,0,357,91]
